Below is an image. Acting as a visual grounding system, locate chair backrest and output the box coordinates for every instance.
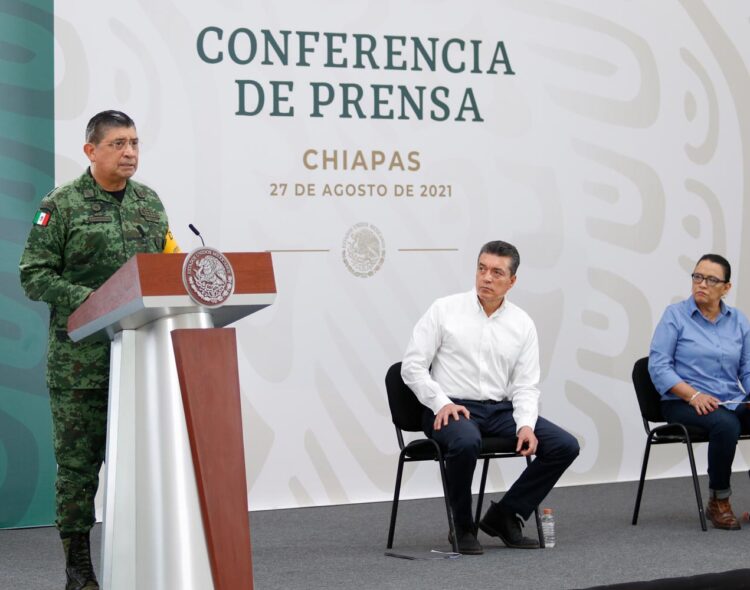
[632,356,665,424]
[385,362,426,432]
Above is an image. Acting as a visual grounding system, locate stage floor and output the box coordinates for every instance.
[2,475,749,589]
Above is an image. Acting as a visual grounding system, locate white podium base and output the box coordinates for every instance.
[101,311,215,590]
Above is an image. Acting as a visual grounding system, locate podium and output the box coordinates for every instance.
[68,252,276,590]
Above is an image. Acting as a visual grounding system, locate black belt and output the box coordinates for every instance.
[452,398,511,406]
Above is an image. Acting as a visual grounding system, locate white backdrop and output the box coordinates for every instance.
[53,1,750,511]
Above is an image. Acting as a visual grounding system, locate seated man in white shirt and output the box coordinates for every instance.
[401,240,579,555]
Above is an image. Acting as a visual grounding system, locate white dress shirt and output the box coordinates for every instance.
[401,289,540,432]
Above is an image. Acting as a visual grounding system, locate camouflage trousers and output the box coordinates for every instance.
[49,388,108,535]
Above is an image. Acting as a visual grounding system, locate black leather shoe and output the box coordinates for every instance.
[448,526,484,555]
[478,502,540,549]
[62,532,99,590]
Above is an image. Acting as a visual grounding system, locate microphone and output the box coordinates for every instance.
[188,223,205,247]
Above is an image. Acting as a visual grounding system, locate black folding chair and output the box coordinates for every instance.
[630,356,750,530]
[385,362,544,551]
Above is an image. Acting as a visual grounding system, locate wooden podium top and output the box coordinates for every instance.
[68,252,276,341]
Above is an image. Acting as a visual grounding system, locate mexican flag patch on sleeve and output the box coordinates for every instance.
[33,210,51,226]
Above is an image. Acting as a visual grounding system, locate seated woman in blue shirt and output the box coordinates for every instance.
[649,253,750,530]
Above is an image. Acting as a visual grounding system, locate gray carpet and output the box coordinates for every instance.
[1,476,749,590]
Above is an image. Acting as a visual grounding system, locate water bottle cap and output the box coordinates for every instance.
[543,508,553,515]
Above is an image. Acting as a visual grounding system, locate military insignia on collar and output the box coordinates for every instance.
[33,209,51,226]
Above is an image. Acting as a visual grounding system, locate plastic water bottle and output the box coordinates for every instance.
[541,508,556,548]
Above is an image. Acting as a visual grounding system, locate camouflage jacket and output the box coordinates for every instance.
[19,169,170,389]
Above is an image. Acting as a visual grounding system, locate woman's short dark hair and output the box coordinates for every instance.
[697,253,731,282]
[85,110,135,144]
[478,240,520,275]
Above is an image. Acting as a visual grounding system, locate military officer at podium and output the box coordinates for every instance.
[19,110,180,590]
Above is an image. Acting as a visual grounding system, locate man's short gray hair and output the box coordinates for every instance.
[85,110,135,144]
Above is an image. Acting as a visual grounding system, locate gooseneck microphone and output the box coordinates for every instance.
[188,223,205,247]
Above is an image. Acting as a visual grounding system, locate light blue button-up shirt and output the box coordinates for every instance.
[648,296,750,405]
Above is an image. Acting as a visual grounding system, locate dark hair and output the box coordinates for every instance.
[478,240,520,275]
[697,253,731,282]
[85,110,135,144]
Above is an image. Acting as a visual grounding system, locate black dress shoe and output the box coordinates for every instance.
[478,502,540,549]
[448,526,484,555]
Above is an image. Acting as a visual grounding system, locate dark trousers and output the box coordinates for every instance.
[661,400,750,494]
[49,388,108,535]
[422,400,579,527]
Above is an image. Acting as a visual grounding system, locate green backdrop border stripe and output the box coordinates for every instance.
[0,0,56,529]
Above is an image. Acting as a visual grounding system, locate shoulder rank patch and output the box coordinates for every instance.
[33,209,52,226]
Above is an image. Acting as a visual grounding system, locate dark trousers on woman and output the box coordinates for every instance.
[422,399,580,528]
[661,400,750,496]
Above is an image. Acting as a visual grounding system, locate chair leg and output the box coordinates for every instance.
[525,456,545,548]
[685,439,707,531]
[437,455,459,553]
[632,435,654,525]
[474,458,491,529]
[386,454,407,549]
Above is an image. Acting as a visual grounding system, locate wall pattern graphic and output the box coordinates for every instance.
[3,1,749,524]
[0,0,55,528]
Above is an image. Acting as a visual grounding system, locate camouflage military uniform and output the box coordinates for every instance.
[19,169,170,534]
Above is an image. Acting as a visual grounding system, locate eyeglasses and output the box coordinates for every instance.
[102,138,139,151]
[691,273,727,287]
